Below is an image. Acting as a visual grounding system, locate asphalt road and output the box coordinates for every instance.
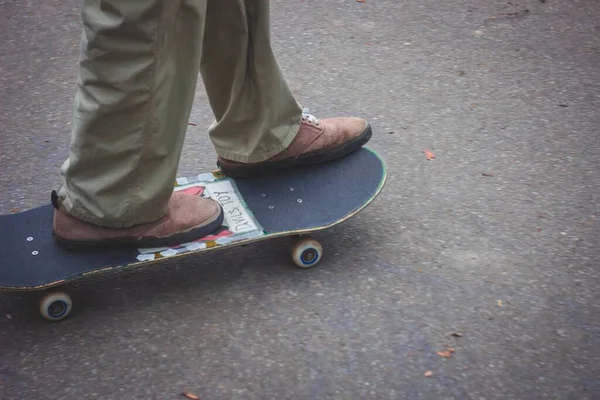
[1,0,599,399]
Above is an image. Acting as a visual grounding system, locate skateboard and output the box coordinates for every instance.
[0,147,386,321]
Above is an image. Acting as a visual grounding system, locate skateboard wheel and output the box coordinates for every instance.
[39,292,72,322]
[291,238,323,268]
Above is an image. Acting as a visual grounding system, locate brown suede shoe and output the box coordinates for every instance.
[52,191,224,250]
[216,112,372,177]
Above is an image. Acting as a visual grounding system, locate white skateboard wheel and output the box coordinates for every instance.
[291,238,323,268]
[39,292,72,322]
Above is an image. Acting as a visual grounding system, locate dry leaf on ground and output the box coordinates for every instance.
[423,148,435,160]
[424,370,433,377]
[450,332,463,337]
[181,391,200,400]
[497,300,503,307]
[436,347,456,358]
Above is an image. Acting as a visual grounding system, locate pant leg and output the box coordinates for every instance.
[58,0,207,228]
[200,0,303,164]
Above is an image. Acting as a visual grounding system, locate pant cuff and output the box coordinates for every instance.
[57,187,164,229]
[214,120,301,163]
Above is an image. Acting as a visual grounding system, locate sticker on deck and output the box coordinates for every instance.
[136,177,264,261]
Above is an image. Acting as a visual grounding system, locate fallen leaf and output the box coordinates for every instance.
[181,390,200,400]
[450,332,463,338]
[423,148,435,160]
[10,208,20,213]
[481,172,494,177]
[187,122,198,126]
[418,269,423,273]
[356,0,365,2]
[436,350,452,358]
[388,131,395,134]
[448,347,456,353]
[497,300,503,307]
[537,228,542,232]
[424,370,433,377]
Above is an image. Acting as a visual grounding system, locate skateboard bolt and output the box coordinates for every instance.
[297,199,303,203]
[27,237,33,241]
[32,251,39,256]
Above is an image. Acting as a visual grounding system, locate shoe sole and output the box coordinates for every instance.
[54,207,225,252]
[217,123,373,178]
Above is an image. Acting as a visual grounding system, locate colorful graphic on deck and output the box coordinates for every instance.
[136,174,264,261]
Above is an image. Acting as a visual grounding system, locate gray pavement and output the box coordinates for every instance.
[1,0,599,399]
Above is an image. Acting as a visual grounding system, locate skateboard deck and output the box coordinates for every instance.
[0,147,386,319]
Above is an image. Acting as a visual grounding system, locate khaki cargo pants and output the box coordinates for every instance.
[58,0,302,228]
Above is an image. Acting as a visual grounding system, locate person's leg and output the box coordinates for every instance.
[201,0,372,177]
[58,0,208,228]
[200,0,303,164]
[53,0,223,248]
